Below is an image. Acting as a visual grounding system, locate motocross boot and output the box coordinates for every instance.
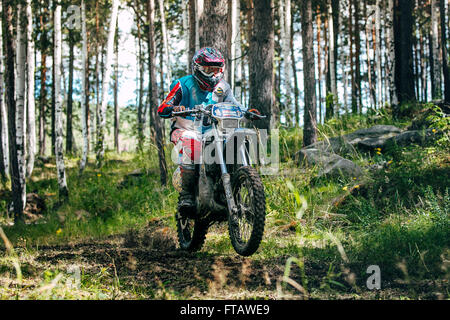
[178,166,197,218]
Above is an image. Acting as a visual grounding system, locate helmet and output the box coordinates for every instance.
[192,47,225,92]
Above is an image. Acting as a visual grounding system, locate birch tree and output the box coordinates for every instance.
[280,0,293,125]
[0,2,9,182]
[431,0,442,99]
[54,1,68,200]
[3,0,24,221]
[16,3,27,210]
[80,0,88,173]
[96,0,119,168]
[158,0,172,84]
[386,0,398,105]
[234,0,242,102]
[26,0,35,178]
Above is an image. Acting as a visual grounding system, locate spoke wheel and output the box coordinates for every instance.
[176,210,208,252]
[228,166,266,256]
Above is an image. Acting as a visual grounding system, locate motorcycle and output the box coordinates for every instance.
[171,103,267,256]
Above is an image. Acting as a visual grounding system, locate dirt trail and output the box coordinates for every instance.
[28,219,446,300]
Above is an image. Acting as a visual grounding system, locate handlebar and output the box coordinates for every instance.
[171,104,266,120]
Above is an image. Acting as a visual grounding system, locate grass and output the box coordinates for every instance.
[0,109,449,300]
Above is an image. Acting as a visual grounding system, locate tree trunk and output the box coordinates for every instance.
[26,0,35,178]
[248,0,274,130]
[54,2,68,201]
[158,0,172,84]
[147,0,168,186]
[135,8,144,150]
[3,0,24,221]
[316,6,323,124]
[16,3,27,212]
[394,0,416,106]
[431,0,442,99]
[0,2,7,182]
[234,0,242,102]
[280,0,293,125]
[66,29,74,155]
[375,0,383,107]
[114,21,119,153]
[195,0,204,52]
[365,5,375,109]
[354,0,362,114]
[39,4,47,156]
[80,0,88,173]
[51,6,55,156]
[199,0,228,72]
[188,0,196,66]
[291,13,299,127]
[327,0,337,117]
[386,0,398,106]
[301,0,317,147]
[96,0,119,168]
[440,0,450,103]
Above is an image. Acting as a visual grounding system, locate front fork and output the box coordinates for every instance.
[212,125,243,216]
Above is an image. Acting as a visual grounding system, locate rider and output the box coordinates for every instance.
[157,47,243,217]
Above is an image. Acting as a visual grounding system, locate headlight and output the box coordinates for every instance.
[221,119,239,129]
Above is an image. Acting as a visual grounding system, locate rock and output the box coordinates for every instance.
[301,125,403,157]
[304,136,356,157]
[387,128,442,147]
[295,148,364,179]
[344,125,402,150]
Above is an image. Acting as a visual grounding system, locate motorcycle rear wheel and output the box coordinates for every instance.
[228,166,266,256]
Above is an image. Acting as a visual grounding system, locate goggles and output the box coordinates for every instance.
[198,65,224,76]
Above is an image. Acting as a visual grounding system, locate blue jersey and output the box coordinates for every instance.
[158,75,243,131]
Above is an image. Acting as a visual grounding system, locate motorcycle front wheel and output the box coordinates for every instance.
[228,166,266,256]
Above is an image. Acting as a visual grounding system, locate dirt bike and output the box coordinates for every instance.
[171,103,267,256]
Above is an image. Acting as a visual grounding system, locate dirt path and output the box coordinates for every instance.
[27,219,446,300]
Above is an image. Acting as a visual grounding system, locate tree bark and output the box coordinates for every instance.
[327,0,337,117]
[158,0,172,84]
[440,0,450,103]
[114,21,119,153]
[54,1,68,201]
[26,0,35,178]
[66,29,74,155]
[199,0,228,73]
[301,0,317,147]
[0,1,7,182]
[80,0,88,173]
[386,0,398,106]
[3,0,24,221]
[39,4,47,156]
[96,0,119,168]
[431,0,442,99]
[147,0,168,186]
[394,0,416,105]
[16,3,27,212]
[280,0,293,125]
[188,0,196,66]
[248,0,274,130]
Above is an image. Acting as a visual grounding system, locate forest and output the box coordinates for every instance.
[0,0,449,301]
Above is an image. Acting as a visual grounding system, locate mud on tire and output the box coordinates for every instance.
[228,166,266,256]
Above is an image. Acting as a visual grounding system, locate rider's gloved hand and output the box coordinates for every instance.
[248,108,261,115]
[172,105,186,117]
